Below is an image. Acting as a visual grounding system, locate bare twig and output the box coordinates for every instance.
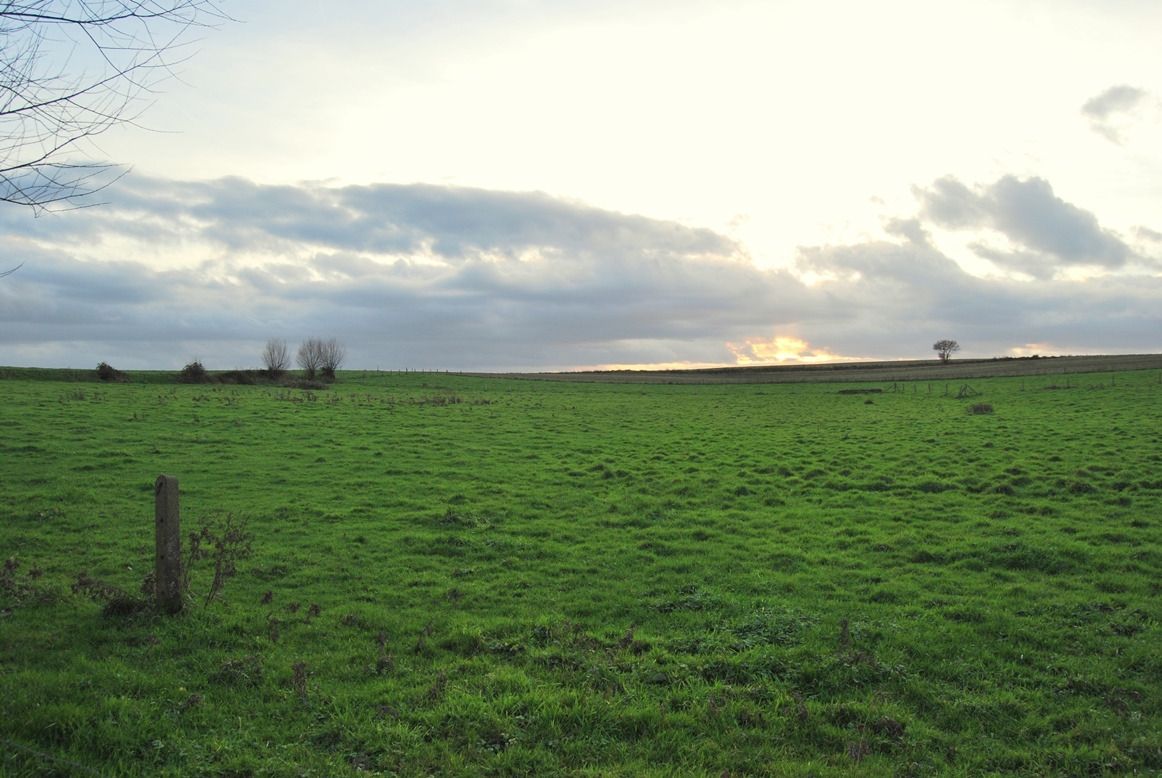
[1,1,228,211]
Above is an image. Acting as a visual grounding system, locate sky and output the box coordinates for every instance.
[2,0,1160,372]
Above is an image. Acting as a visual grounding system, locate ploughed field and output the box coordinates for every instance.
[1,363,1160,775]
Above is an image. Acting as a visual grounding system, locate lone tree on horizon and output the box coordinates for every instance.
[1,0,226,212]
[933,339,961,364]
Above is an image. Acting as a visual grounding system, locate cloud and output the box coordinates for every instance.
[1135,225,1162,243]
[1081,85,1149,144]
[45,176,739,272]
[2,174,1159,371]
[910,178,983,230]
[915,175,1135,279]
[786,174,1159,356]
[791,238,1160,358]
[1082,85,1148,120]
[0,176,811,370]
[794,235,1016,327]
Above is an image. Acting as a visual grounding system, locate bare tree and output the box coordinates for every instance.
[296,337,345,381]
[296,338,323,380]
[261,338,289,376]
[318,337,346,380]
[1,1,226,211]
[933,339,961,364]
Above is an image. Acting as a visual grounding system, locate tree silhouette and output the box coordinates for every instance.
[933,339,961,364]
[318,338,346,380]
[296,338,323,381]
[261,338,290,376]
[296,337,346,381]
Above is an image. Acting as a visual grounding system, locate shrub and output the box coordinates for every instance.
[95,361,126,382]
[178,360,209,384]
[967,402,994,414]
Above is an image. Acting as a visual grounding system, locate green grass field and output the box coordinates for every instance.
[2,366,1160,775]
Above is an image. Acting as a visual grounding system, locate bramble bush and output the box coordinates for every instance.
[95,361,126,382]
[178,359,209,384]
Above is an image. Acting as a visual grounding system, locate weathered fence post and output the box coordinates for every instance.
[155,475,183,614]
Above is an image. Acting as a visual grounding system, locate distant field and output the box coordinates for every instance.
[504,353,1162,383]
[1,365,1160,775]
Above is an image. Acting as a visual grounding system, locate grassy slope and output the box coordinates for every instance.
[1,368,1160,775]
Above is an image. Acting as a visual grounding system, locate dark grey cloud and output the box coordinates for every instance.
[336,184,736,261]
[1081,85,1149,144]
[987,177,1130,267]
[915,175,1135,278]
[88,176,737,264]
[1,174,1159,370]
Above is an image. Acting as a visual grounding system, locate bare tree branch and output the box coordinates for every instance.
[1,1,227,212]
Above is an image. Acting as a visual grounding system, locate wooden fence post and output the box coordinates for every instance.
[155,475,183,614]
